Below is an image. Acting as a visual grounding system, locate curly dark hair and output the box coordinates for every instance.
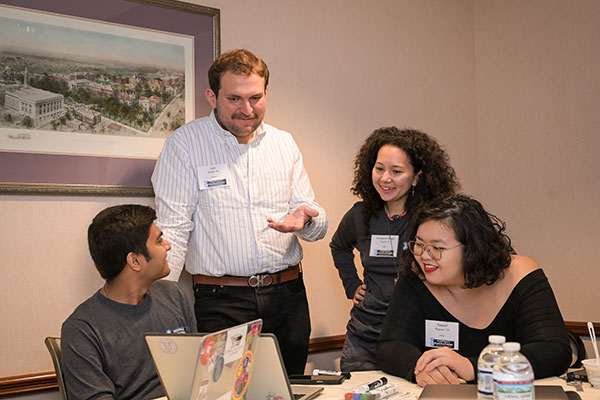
[402,194,514,288]
[351,126,460,230]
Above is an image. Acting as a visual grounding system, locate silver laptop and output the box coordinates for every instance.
[418,384,571,399]
[145,319,263,400]
[246,333,323,400]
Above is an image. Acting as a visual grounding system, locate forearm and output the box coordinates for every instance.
[377,340,422,381]
[154,197,194,281]
[521,341,571,379]
[514,271,571,378]
[152,139,198,281]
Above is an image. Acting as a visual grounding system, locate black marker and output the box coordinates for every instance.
[357,377,387,392]
[313,368,351,379]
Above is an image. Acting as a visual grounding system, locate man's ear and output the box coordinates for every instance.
[205,88,217,109]
[126,252,143,272]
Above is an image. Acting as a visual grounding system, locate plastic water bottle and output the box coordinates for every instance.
[477,335,506,399]
[493,342,534,400]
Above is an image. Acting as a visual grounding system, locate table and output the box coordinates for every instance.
[308,370,600,399]
[153,370,600,399]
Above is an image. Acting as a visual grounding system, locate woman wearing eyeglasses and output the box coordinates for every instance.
[377,194,571,385]
[329,127,459,372]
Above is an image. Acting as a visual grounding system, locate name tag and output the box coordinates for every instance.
[369,235,399,257]
[198,163,230,190]
[425,320,459,350]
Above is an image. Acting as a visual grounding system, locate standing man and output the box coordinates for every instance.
[152,49,327,374]
[61,205,196,399]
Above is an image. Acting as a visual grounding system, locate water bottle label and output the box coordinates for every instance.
[494,379,534,400]
[477,368,493,397]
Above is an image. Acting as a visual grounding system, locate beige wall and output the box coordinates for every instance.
[473,0,600,321]
[1,0,596,379]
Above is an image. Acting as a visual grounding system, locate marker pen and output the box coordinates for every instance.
[355,377,388,393]
[358,384,398,400]
[313,368,351,379]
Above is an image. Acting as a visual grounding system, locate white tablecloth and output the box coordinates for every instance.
[306,370,600,400]
[154,369,600,399]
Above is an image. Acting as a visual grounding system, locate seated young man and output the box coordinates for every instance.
[61,204,196,399]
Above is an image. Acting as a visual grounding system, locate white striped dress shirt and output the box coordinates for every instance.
[151,111,328,281]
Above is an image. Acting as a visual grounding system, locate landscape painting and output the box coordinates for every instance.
[0,4,194,159]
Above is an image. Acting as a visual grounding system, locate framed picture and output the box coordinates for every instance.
[0,0,220,196]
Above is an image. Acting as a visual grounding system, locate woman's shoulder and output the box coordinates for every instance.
[398,271,429,292]
[350,201,365,211]
[504,255,543,289]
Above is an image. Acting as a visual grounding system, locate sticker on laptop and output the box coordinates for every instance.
[158,338,177,354]
[201,336,215,365]
[212,355,224,382]
[224,325,247,364]
[232,351,253,400]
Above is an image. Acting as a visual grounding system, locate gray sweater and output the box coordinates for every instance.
[61,280,196,400]
[330,202,408,343]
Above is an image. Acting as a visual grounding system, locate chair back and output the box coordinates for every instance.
[44,337,68,400]
[567,329,587,368]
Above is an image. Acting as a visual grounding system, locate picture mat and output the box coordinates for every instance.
[0,5,193,159]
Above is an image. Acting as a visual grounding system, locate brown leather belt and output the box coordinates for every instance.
[193,264,300,288]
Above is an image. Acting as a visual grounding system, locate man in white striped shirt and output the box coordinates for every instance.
[151,49,328,374]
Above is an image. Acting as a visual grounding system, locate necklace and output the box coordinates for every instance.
[384,209,402,281]
[384,204,405,221]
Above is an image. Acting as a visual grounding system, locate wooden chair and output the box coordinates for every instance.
[44,337,68,400]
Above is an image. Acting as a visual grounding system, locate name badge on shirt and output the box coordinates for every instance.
[369,235,399,257]
[198,163,230,189]
[425,319,459,350]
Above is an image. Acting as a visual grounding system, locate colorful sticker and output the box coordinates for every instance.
[232,351,253,400]
[201,336,215,365]
[212,354,224,382]
[247,323,261,345]
[195,379,208,400]
[158,338,177,354]
[224,325,247,364]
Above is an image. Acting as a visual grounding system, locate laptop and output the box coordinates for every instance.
[418,384,571,400]
[246,333,324,400]
[145,319,263,400]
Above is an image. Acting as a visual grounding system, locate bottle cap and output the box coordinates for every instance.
[503,342,520,351]
[489,335,506,344]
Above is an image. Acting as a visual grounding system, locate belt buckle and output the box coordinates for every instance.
[248,273,273,288]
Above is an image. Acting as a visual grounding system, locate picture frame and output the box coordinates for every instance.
[0,0,220,196]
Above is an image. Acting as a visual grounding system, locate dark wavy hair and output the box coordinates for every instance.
[88,204,155,281]
[402,194,514,288]
[351,126,460,230]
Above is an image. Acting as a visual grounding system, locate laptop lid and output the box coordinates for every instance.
[245,333,323,400]
[418,384,569,400]
[145,319,263,400]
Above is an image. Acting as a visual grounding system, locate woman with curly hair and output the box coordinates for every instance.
[377,195,570,385]
[330,126,459,371]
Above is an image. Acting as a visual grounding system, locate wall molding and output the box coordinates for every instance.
[0,323,594,396]
[0,372,57,396]
[564,321,595,336]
